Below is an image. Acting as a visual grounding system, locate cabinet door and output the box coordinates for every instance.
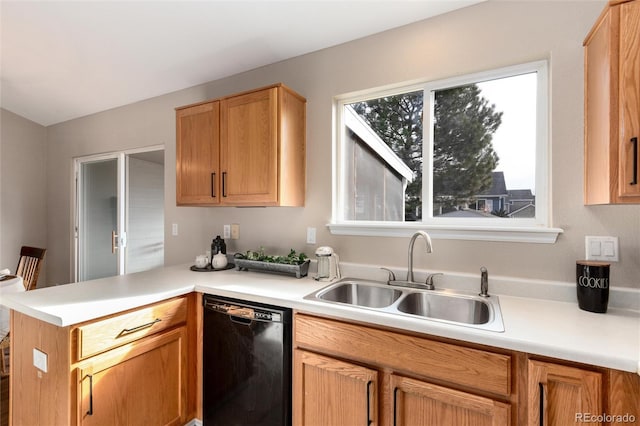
[220,87,279,205]
[176,101,220,205]
[527,360,602,426]
[294,349,378,426]
[76,327,187,426]
[619,0,640,198]
[390,374,510,426]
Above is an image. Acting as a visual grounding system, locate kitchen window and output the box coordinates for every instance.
[330,61,562,243]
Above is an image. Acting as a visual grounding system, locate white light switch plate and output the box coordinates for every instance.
[306,227,316,244]
[585,236,619,262]
[230,223,240,240]
[33,348,48,373]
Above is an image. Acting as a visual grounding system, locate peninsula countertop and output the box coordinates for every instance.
[1,262,638,374]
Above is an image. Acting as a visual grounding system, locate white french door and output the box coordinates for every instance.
[73,146,164,282]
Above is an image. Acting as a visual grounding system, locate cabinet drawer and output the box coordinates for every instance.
[74,297,188,361]
[295,314,512,396]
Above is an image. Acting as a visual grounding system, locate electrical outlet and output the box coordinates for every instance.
[306,227,316,244]
[585,236,619,262]
[223,224,231,239]
[172,223,178,236]
[33,348,48,373]
[231,223,240,240]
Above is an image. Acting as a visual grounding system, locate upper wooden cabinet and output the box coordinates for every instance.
[176,83,306,206]
[176,101,220,205]
[584,0,640,204]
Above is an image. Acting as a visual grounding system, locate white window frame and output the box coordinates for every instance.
[330,60,563,244]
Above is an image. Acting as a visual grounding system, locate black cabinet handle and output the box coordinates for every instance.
[117,318,161,337]
[393,387,399,426]
[631,137,638,186]
[211,172,216,197]
[366,380,373,425]
[86,374,94,415]
[222,172,228,197]
[539,382,545,426]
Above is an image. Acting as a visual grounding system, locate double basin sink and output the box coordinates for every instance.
[305,278,504,332]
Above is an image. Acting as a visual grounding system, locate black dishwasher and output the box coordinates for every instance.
[203,295,292,426]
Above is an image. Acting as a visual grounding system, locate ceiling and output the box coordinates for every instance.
[0,0,483,127]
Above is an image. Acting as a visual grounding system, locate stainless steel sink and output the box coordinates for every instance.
[315,280,402,308]
[305,278,504,332]
[396,292,490,325]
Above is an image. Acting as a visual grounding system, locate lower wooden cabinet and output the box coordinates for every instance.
[10,295,196,426]
[76,327,187,426]
[294,349,377,426]
[391,375,510,426]
[294,313,640,426]
[293,313,514,426]
[527,359,602,426]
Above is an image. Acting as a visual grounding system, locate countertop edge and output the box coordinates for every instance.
[2,265,638,374]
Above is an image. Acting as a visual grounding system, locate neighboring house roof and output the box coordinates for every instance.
[508,189,535,200]
[438,208,495,218]
[508,203,536,218]
[344,105,414,182]
[475,171,508,197]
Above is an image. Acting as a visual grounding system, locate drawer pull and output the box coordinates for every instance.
[118,318,161,337]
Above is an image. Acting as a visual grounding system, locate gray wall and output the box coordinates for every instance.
[16,1,640,289]
[0,109,48,286]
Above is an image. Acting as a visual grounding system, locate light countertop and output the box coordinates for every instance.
[1,262,638,374]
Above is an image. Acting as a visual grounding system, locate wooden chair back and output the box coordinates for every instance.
[16,246,46,291]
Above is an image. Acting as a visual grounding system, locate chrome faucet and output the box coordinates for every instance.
[479,266,489,297]
[380,231,437,290]
[407,231,433,283]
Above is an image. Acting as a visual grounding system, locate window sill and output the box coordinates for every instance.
[328,222,563,244]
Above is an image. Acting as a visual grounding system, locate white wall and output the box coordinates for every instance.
[0,109,48,286]
[43,1,640,289]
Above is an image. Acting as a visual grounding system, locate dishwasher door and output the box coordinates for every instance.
[203,295,292,426]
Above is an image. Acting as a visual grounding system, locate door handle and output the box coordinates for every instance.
[111,230,118,254]
[366,380,374,425]
[539,382,545,426]
[393,387,399,426]
[211,172,216,197]
[222,172,228,197]
[86,374,94,415]
[630,137,638,186]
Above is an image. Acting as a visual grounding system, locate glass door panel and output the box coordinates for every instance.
[78,157,120,281]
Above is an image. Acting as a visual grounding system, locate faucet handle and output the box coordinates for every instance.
[380,267,396,284]
[425,273,442,290]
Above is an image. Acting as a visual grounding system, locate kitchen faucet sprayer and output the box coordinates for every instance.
[480,266,489,297]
